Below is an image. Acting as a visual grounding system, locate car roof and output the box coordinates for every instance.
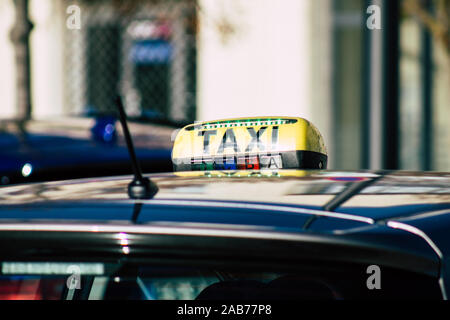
[0,169,448,280]
[0,169,448,222]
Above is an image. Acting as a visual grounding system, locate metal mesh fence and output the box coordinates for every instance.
[62,0,197,124]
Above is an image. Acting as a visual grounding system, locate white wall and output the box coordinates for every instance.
[29,0,65,119]
[197,0,312,121]
[309,0,333,164]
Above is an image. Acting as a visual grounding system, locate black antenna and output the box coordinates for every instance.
[115,95,158,199]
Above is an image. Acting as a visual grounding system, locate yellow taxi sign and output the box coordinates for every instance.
[172,117,327,171]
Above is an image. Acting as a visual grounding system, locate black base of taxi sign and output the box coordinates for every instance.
[173,150,327,171]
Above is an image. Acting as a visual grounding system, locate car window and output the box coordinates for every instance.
[0,276,66,300]
[0,261,442,300]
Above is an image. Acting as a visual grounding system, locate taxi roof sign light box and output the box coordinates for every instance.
[172,117,328,172]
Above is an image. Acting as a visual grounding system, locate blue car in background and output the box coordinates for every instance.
[0,117,175,185]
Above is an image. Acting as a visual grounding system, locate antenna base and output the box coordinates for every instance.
[127,177,158,200]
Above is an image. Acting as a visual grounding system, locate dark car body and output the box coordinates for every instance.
[0,118,174,185]
[0,169,448,300]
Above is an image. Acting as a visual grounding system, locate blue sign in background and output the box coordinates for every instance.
[130,40,173,65]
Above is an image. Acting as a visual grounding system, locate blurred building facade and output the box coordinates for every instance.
[0,0,448,171]
[0,0,197,122]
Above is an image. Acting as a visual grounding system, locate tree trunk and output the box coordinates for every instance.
[9,0,33,121]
